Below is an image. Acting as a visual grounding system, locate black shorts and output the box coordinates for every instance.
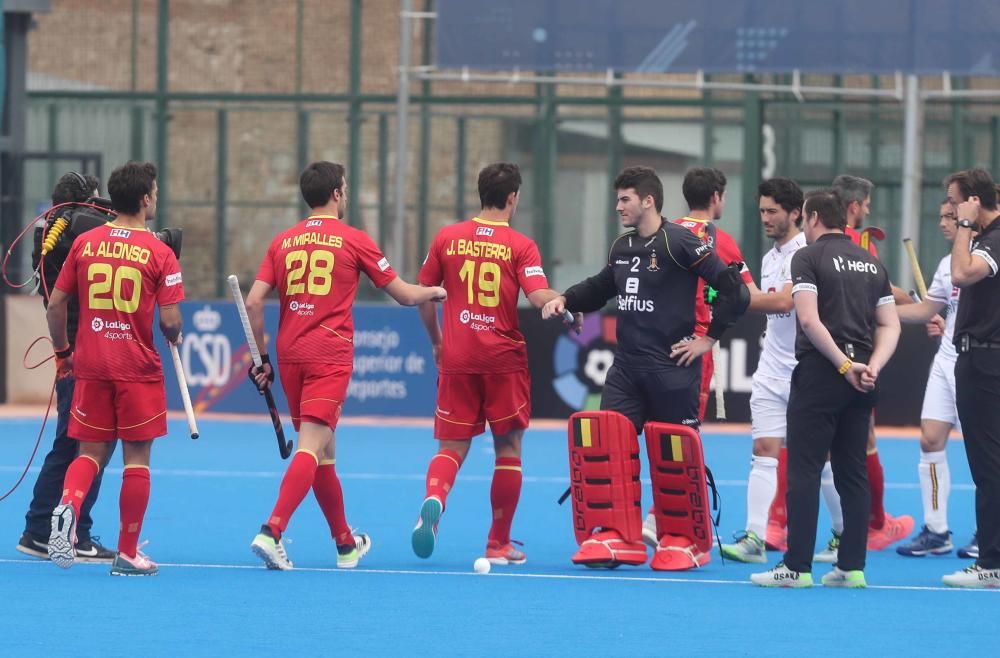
[600,361,701,434]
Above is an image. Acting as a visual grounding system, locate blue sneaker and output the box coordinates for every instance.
[958,532,978,560]
[411,496,443,559]
[896,525,953,557]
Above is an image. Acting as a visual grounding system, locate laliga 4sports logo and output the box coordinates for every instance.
[91,318,131,332]
[289,300,315,315]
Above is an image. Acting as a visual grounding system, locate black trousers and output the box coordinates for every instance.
[955,350,1000,570]
[600,359,701,433]
[784,352,876,573]
[23,375,111,542]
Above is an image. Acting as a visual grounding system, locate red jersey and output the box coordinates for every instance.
[55,224,185,382]
[845,226,880,258]
[256,215,396,365]
[672,217,754,336]
[419,217,549,374]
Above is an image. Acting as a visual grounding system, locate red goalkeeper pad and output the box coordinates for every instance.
[644,422,714,555]
[567,411,643,545]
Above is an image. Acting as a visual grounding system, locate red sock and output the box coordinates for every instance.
[61,456,100,518]
[267,450,319,538]
[488,457,522,545]
[118,465,151,558]
[867,451,886,530]
[313,460,354,547]
[768,447,788,528]
[425,449,462,507]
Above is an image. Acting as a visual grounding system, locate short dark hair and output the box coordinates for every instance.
[831,174,874,207]
[804,188,846,230]
[51,172,98,205]
[477,162,521,210]
[614,166,664,213]
[758,177,804,215]
[107,161,157,215]
[300,161,346,209]
[682,167,727,211]
[945,168,998,211]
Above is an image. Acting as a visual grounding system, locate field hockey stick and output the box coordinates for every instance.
[227,274,292,459]
[902,238,929,300]
[169,341,199,439]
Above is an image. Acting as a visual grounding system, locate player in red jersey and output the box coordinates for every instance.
[46,162,184,576]
[411,163,564,565]
[670,168,755,422]
[246,162,445,571]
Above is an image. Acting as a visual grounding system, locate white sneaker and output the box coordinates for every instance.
[821,567,866,588]
[337,531,371,569]
[750,562,814,588]
[48,504,77,569]
[813,531,840,564]
[251,527,293,570]
[942,564,1000,589]
[642,513,658,548]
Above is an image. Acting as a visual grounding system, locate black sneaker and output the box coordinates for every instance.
[15,531,50,560]
[958,532,979,560]
[895,525,953,557]
[76,536,116,563]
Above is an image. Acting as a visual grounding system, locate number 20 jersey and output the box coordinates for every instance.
[256,215,397,365]
[419,218,550,374]
[54,224,185,382]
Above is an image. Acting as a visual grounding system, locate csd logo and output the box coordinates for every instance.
[182,333,232,388]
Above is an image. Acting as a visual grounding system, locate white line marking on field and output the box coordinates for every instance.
[0,558,990,593]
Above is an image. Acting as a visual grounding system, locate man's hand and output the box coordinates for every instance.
[541,295,568,320]
[55,353,74,380]
[670,335,715,367]
[427,286,447,302]
[248,354,275,393]
[958,196,981,223]
[169,332,183,346]
[926,314,945,338]
[845,361,874,393]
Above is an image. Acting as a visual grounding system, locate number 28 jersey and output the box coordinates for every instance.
[54,224,185,382]
[256,215,397,365]
[419,218,550,374]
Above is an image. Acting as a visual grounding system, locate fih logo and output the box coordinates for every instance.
[460,309,471,324]
[91,318,104,332]
[551,313,617,411]
[193,305,221,332]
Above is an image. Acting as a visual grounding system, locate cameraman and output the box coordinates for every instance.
[16,172,115,561]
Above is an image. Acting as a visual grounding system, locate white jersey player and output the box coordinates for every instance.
[895,201,977,558]
[722,178,806,563]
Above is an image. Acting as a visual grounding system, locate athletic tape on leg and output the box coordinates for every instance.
[644,422,714,554]
[567,411,643,545]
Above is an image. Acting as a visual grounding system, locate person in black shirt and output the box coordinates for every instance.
[16,173,116,563]
[752,189,900,589]
[943,168,1000,588]
[542,166,749,569]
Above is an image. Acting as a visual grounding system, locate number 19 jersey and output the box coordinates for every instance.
[256,215,397,365]
[54,224,185,382]
[419,217,549,374]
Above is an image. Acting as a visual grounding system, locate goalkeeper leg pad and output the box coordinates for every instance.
[645,422,713,570]
[567,411,646,566]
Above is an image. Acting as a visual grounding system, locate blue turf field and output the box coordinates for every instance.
[1,416,997,656]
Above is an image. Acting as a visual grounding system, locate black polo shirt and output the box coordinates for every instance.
[790,232,893,359]
[954,216,1000,345]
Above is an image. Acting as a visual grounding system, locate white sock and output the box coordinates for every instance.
[919,450,950,534]
[821,461,844,534]
[746,455,778,538]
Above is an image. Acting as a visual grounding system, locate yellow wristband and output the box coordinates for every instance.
[838,360,853,375]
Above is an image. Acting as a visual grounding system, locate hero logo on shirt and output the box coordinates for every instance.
[377,257,391,272]
[475,226,494,237]
[109,228,131,238]
[833,256,878,274]
[166,272,183,287]
[524,266,545,278]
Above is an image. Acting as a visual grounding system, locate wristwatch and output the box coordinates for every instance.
[958,218,974,229]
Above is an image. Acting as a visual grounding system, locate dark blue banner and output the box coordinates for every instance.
[437,0,1000,76]
[156,301,438,418]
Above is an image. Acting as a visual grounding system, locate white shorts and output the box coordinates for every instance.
[920,354,961,430]
[750,373,791,441]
